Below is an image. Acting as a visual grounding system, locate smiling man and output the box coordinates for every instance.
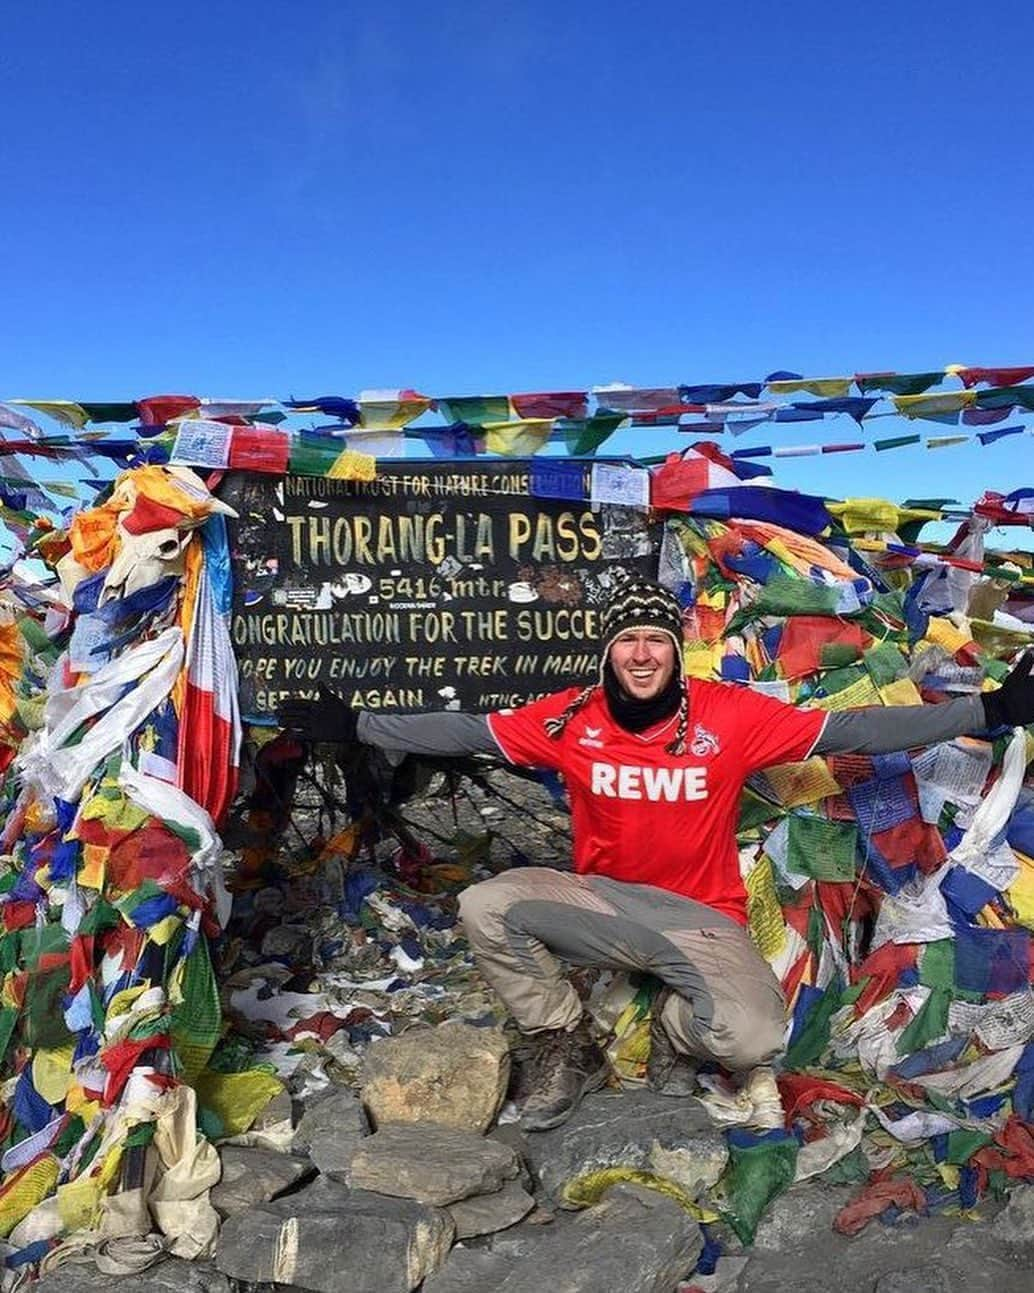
[281,579,1034,1134]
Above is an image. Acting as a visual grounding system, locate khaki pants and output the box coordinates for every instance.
[458,867,786,1071]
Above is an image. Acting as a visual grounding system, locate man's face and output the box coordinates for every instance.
[608,630,677,700]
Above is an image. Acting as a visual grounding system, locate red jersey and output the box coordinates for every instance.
[487,680,825,925]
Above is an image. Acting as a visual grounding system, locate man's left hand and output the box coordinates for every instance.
[982,651,1034,729]
[278,683,360,744]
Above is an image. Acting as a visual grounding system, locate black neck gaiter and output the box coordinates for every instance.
[602,660,682,733]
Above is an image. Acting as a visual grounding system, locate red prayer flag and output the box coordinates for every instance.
[955,365,1034,388]
[136,395,200,426]
[228,424,291,474]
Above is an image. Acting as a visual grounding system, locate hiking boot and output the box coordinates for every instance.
[645,988,699,1097]
[742,1065,784,1130]
[518,1017,611,1132]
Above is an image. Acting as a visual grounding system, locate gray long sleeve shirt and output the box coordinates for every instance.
[357,691,987,763]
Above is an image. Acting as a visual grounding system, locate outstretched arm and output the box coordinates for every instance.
[812,652,1033,756]
[357,710,500,758]
[814,694,984,755]
[279,684,506,758]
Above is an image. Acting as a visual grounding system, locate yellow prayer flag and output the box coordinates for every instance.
[9,399,89,429]
[892,391,977,418]
[763,756,841,806]
[56,1176,103,1231]
[483,419,554,456]
[924,618,973,655]
[0,1157,60,1237]
[1006,851,1034,930]
[746,856,788,959]
[32,1043,76,1105]
[878,678,923,707]
[766,377,853,398]
[327,449,376,481]
[146,914,183,947]
[682,642,722,679]
[811,675,882,711]
[194,1069,285,1139]
[79,843,108,889]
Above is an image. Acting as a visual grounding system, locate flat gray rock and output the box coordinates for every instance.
[424,1248,518,1293]
[215,1180,454,1292]
[448,1178,535,1238]
[521,1088,726,1205]
[349,1122,519,1206]
[292,1085,367,1179]
[751,1182,855,1251]
[211,1144,314,1217]
[34,1259,231,1293]
[875,1270,954,1293]
[991,1182,1034,1246]
[500,1183,700,1292]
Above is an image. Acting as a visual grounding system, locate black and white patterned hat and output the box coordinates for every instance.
[599,578,685,679]
[543,578,689,755]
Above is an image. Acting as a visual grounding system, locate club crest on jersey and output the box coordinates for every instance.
[578,724,605,749]
[689,723,720,758]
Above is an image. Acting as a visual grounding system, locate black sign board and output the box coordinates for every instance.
[221,464,660,719]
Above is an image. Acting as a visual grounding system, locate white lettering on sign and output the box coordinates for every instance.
[590,762,708,802]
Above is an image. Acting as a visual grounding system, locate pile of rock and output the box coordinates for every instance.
[211,1020,714,1292]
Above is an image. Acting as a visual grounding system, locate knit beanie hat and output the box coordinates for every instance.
[544,578,689,754]
[598,578,685,683]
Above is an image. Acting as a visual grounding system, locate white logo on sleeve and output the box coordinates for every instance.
[591,762,708,801]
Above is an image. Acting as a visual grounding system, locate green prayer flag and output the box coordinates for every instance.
[561,413,625,456]
[875,434,922,451]
[787,815,859,882]
[0,1007,18,1068]
[945,1128,992,1165]
[864,642,909,687]
[79,402,139,424]
[919,940,954,990]
[436,395,511,424]
[783,980,845,1069]
[856,372,943,396]
[721,1132,799,1245]
[896,986,950,1055]
[975,385,1034,411]
[288,435,341,477]
[738,789,780,833]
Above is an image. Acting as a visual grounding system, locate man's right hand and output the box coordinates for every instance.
[278,683,360,745]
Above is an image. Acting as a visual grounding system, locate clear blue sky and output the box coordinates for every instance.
[2,1,1032,537]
